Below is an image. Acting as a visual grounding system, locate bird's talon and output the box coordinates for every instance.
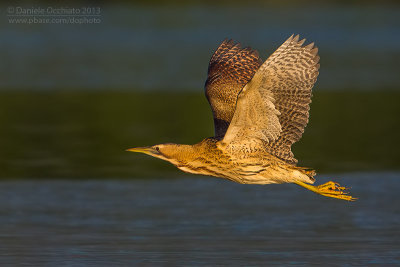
[311,181,356,201]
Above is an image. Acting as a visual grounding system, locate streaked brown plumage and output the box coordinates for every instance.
[128,34,356,201]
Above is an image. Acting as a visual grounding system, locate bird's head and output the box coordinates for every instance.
[126,143,193,164]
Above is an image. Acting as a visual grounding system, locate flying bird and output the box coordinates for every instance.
[127,34,356,201]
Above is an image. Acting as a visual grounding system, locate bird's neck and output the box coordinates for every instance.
[171,139,232,178]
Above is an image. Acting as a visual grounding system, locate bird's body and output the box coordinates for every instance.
[152,138,314,185]
[128,34,356,201]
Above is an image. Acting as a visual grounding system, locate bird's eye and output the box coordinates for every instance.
[155,146,160,151]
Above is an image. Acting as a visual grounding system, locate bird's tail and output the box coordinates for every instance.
[295,167,316,182]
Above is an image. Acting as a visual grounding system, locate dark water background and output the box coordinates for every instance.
[1,1,400,265]
[1,91,399,179]
[1,3,399,91]
[1,173,399,265]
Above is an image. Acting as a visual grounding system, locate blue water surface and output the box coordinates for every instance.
[1,4,399,91]
[0,172,399,265]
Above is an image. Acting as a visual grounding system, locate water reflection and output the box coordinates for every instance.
[0,91,399,178]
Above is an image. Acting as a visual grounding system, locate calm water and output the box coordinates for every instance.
[1,172,399,265]
[1,4,399,91]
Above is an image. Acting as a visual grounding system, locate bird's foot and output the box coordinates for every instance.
[316,181,357,201]
[295,181,357,201]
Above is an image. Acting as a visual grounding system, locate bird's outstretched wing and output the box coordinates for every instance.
[205,39,262,138]
[222,34,320,165]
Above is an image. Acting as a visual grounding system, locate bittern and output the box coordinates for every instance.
[127,34,356,201]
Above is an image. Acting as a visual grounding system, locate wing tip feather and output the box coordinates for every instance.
[298,38,306,46]
[305,42,315,50]
[311,47,318,56]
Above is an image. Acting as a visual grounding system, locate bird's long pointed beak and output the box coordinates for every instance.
[126,146,157,155]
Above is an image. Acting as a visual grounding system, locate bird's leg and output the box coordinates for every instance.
[294,181,357,201]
